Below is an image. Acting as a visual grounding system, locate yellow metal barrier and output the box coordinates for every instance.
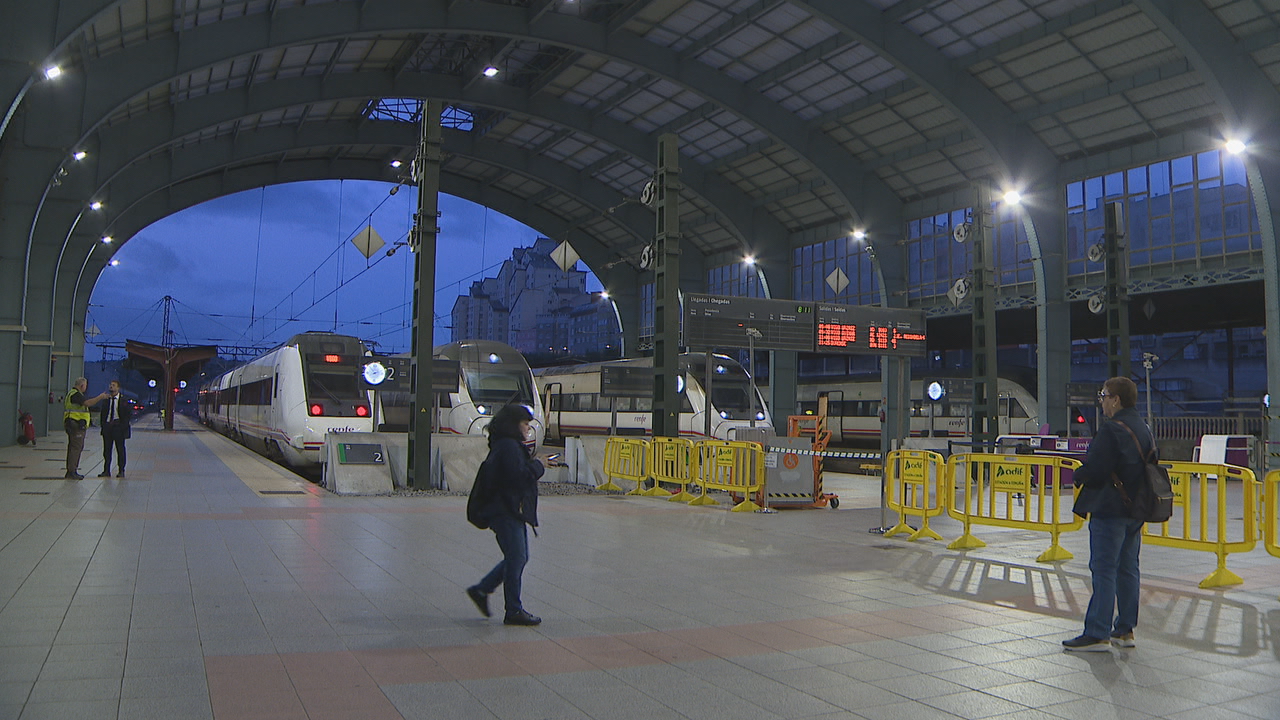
[689,440,766,512]
[650,437,698,501]
[1144,461,1257,588]
[601,437,649,493]
[1265,470,1280,564]
[884,450,946,542]
[945,453,1083,562]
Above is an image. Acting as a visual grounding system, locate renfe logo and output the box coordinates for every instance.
[329,426,359,433]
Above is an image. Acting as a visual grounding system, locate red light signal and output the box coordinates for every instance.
[324,354,340,363]
[1076,414,1085,424]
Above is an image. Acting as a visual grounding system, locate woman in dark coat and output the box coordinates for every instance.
[466,404,547,625]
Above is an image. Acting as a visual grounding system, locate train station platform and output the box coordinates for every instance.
[2,418,1279,720]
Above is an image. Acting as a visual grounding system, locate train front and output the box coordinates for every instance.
[446,341,546,449]
[294,337,375,463]
[684,353,772,440]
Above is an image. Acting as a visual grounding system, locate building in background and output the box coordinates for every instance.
[452,238,621,364]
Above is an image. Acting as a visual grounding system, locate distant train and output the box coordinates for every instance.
[535,352,771,442]
[375,340,546,448]
[199,332,374,469]
[792,374,1076,446]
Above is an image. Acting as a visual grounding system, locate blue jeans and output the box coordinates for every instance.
[477,515,528,615]
[1084,514,1144,639]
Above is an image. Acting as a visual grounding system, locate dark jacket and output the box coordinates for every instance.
[477,436,544,527]
[99,394,133,439]
[1072,407,1155,518]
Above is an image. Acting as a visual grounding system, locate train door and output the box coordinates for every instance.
[825,391,845,444]
[543,382,561,441]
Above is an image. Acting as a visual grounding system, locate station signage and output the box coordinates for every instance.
[683,293,927,356]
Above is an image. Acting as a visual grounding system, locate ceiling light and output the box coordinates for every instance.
[600,291,609,299]
[73,150,87,161]
[43,65,62,80]
[100,236,113,244]
[482,66,499,77]
[89,201,104,211]
[744,255,756,265]
[1225,138,1246,155]
[109,259,120,266]
[1003,190,1022,205]
[852,230,866,240]
[390,159,402,168]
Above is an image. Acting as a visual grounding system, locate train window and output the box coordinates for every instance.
[612,396,633,412]
[682,393,693,413]
[438,391,452,408]
[634,396,652,411]
[309,372,359,400]
[1009,400,1029,418]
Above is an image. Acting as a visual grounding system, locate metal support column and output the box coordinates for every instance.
[651,134,681,438]
[408,100,442,488]
[970,181,999,449]
[1103,201,1131,379]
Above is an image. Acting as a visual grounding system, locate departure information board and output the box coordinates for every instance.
[684,293,927,356]
[684,294,815,352]
[815,305,927,357]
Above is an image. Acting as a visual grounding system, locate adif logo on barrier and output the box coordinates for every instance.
[901,459,926,482]
[992,463,1029,492]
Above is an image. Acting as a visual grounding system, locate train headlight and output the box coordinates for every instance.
[488,353,501,364]
[715,365,726,374]
[719,410,729,419]
[362,361,388,385]
[676,375,685,393]
[476,404,487,415]
[756,411,765,420]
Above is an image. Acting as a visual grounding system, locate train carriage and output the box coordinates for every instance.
[199,332,373,469]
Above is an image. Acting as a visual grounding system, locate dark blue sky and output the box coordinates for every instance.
[86,180,600,361]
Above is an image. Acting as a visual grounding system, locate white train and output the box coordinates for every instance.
[198,332,374,468]
[793,375,1046,446]
[535,352,771,441]
[375,340,546,448]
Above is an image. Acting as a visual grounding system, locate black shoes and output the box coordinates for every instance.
[1062,634,1110,652]
[64,472,83,480]
[466,586,491,618]
[504,610,542,626]
[98,471,112,478]
[117,471,126,478]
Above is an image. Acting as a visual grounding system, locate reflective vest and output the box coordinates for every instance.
[64,388,90,424]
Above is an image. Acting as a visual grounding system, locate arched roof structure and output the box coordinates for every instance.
[2,0,1279,448]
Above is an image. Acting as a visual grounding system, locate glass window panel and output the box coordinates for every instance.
[1225,234,1249,253]
[1127,167,1147,193]
[1173,242,1196,260]
[1149,161,1171,196]
[1151,216,1171,247]
[1172,190,1194,244]
[1127,196,1149,250]
[1197,150,1221,179]
[1130,251,1148,265]
[1200,240,1222,256]
[1223,155,1247,188]
[1199,186,1223,241]
[1104,172,1124,197]
[1085,177,1103,209]
[1067,181,1083,208]
[1172,156,1194,185]
[1150,244,1171,263]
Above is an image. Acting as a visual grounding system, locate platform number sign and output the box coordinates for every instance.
[338,443,385,465]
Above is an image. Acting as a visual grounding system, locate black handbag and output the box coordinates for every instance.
[1110,422,1174,524]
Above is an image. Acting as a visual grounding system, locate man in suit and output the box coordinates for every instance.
[98,380,133,478]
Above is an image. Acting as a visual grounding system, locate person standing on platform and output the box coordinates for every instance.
[63,377,107,480]
[466,404,548,626]
[1064,376,1152,651]
[98,380,133,478]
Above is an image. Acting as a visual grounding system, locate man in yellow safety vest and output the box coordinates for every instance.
[63,377,107,480]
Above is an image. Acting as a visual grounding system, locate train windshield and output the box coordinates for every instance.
[463,366,535,407]
[684,357,766,420]
[308,370,361,401]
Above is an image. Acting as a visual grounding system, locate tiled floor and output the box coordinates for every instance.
[1,415,1279,719]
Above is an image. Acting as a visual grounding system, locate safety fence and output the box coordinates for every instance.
[884,450,946,542]
[649,437,698,502]
[1145,462,1258,588]
[1265,470,1280,563]
[944,453,1084,562]
[602,437,765,512]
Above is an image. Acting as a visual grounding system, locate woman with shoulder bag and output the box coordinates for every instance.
[466,404,548,626]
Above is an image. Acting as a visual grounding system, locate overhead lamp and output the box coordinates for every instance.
[600,291,609,299]
[73,150,87,161]
[100,235,113,244]
[43,65,62,80]
[1002,190,1022,205]
[482,66,499,77]
[852,229,866,240]
[1225,138,1247,155]
[109,259,120,266]
[744,255,756,265]
[89,201,104,211]
[390,159,402,168]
